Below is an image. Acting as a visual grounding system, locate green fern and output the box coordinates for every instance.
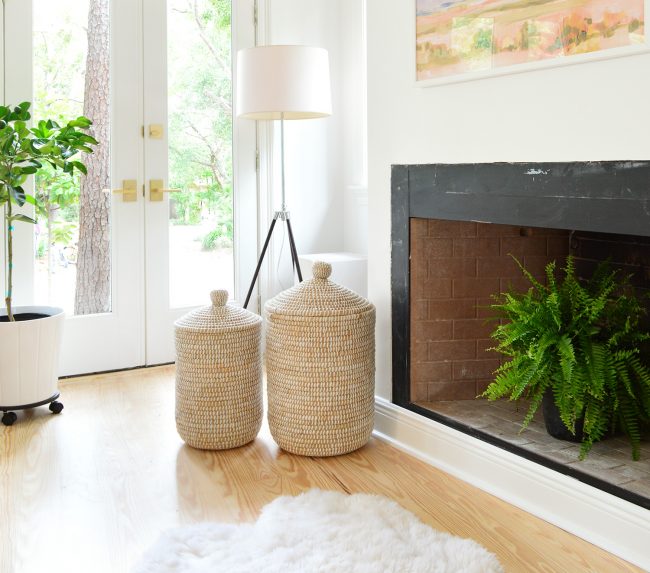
[482,255,650,460]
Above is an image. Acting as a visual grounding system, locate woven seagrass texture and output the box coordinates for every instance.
[175,290,263,450]
[265,261,376,456]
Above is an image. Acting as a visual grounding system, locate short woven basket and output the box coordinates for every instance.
[175,290,262,450]
[265,261,376,456]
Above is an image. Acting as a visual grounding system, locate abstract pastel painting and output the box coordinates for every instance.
[416,0,646,82]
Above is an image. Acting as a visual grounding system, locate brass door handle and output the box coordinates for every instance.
[102,180,137,202]
[150,179,181,202]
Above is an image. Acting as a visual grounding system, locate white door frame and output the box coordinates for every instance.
[141,0,259,365]
[3,0,35,312]
[60,0,147,375]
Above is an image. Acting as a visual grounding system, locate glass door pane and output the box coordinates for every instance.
[33,0,113,316]
[167,0,234,308]
[143,0,256,366]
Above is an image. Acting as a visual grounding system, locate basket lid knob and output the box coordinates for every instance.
[210,289,229,307]
[312,261,332,280]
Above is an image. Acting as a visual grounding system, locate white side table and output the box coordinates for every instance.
[298,252,368,298]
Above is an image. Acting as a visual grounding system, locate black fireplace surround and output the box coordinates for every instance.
[391,161,650,509]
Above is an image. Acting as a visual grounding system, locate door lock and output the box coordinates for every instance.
[149,124,164,139]
[150,179,181,202]
[103,180,138,202]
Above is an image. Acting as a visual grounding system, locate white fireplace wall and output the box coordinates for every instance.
[366,1,650,400]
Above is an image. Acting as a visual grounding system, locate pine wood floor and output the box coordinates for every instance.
[0,365,642,572]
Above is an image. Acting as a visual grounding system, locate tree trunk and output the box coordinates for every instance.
[74,0,111,315]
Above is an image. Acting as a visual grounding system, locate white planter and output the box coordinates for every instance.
[0,306,65,408]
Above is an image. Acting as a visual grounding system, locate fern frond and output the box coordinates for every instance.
[521,383,548,429]
[556,334,575,387]
[510,255,546,293]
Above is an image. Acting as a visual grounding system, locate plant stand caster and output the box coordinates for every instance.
[2,412,18,426]
[49,401,64,415]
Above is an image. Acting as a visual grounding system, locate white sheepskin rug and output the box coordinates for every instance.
[134,489,503,573]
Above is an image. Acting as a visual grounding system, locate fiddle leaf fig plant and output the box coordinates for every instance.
[0,102,98,322]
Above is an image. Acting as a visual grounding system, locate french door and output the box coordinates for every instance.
[1,0,257,375]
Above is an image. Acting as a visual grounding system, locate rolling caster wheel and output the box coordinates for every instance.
[49,401,64,415]
[2,412,18,426]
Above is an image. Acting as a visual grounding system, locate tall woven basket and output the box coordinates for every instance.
[265,261,375,456]
[175,290,262,450]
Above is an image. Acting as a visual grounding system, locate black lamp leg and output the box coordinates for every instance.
[286,218,303,282]
[243,217,278,309]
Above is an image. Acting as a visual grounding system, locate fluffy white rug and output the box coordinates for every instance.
[134,490,503,573]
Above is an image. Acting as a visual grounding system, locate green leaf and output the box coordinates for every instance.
[68,116,92,128]
[7,185,26,206]
[77,134,99,145]
[3,134,15,155]
[70,160,88,175]
[71,144,94,154]
[8,214,36,224]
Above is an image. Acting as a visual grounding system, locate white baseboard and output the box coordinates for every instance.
[373,397,650,571]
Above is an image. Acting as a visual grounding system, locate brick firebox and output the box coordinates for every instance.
[409,218,570,402]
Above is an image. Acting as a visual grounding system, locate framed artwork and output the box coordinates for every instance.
[416,0,649,85]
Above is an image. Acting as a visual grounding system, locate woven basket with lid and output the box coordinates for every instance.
[175,289,262,450]
[265,261,375,456]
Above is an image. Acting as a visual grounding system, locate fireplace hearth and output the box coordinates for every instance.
[391,161,650,509]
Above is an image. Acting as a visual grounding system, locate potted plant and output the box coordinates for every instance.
[0,102,97,426]
[482,255,650,460]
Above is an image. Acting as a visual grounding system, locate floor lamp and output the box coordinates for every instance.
[236,45,332,309]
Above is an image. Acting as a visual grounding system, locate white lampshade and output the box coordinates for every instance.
[236,45,332,120]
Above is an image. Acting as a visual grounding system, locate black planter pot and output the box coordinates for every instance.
[542,389,584,442]
[0,312,49,323]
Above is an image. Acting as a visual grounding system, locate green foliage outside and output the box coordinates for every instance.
[201,190,233,250]
[483,255,650,460]
[33,21,85,268]
[168,0,233,249]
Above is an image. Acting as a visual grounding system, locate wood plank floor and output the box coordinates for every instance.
[0,365,641,573]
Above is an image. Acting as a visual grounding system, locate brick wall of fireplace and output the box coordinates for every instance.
[409,218,650,404]
[409,218,570,403]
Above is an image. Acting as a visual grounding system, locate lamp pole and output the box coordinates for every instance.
[280,113,286,212]
[243,115,303,309]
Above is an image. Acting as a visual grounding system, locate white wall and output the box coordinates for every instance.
[340,0,368,256]
[367,1,650,399]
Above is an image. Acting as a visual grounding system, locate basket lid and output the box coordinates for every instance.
[175,290,261,332]
[265,261,373,317]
